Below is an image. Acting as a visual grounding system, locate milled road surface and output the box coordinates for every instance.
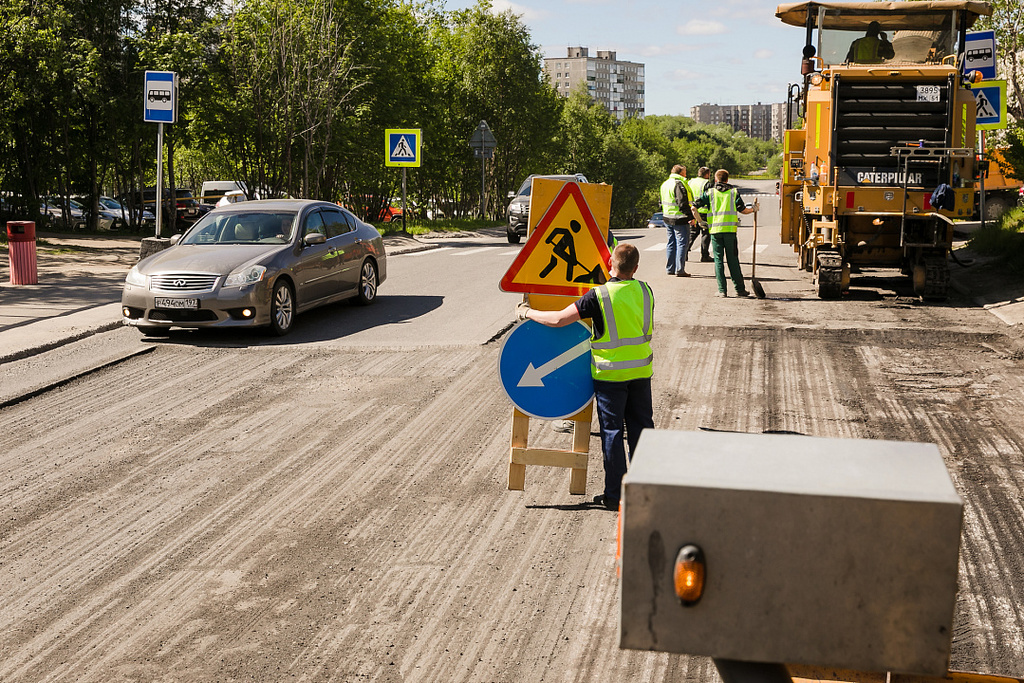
[2,193,1024,681]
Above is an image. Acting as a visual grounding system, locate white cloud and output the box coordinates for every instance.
[632,44,703,58]
[490,0,548,22]
[754,49,774,60]
[677,20,727,36]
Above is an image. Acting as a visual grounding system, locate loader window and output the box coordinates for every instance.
[818,10,954,67]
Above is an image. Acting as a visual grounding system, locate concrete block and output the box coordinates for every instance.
[619,430,962,675]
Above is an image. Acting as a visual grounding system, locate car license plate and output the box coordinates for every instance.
[154,297,198,309]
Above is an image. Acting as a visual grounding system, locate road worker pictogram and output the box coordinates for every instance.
[500,180,612,296]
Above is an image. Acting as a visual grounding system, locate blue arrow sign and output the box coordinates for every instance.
[499,320,594,420]
[143,71,176,124]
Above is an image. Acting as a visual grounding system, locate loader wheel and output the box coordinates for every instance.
[815,252,843,299]
[922,256,949,301]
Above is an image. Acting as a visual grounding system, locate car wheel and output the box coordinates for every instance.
[507,229,521,244]
[270,279,295,335]
[354,260,378,306]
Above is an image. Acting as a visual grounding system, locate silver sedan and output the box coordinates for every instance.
[121,199,387,336]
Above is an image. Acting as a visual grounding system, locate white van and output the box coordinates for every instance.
[200,181,248,206]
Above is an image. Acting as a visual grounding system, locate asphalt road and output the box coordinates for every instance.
[2,182,1024,681]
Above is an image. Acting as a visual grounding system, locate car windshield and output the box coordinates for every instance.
[179,211,297,245]
[99,198,122,210]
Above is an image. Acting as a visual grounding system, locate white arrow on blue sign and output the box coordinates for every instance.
[498,320,594,420]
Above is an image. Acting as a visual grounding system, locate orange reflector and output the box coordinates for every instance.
[673,545,705,605]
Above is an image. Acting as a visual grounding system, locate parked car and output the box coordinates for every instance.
[98,196,157,231]
[122,187,211,227]
[200,181,249,206]
[216,190,247,207]
[121,199,387,336]
[506,173,588,244]
[647,212,667,229]
[41,199,86,231]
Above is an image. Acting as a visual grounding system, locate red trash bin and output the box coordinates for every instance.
[7,221,38,285]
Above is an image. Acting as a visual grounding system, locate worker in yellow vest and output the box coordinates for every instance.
[516,243,655,510]
[659,164,696,276]
[686,166,713,262]
[693,169,754,297]
[846,21,894,64]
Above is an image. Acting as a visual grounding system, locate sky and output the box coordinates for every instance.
[444,0,810,117]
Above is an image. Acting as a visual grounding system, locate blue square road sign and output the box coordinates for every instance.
[144,71,177,124]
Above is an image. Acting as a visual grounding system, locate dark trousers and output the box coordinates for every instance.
[711,232,747,295]
[689,216,711,259]
[593,377,654,502]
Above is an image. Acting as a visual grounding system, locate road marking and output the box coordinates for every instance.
[450,247,494,257]
[742,245,770,254]
[517,338,591,387]
[399,246,454,257]
[646,243,666,251]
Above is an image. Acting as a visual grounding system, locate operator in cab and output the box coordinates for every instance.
[846,21,895,63]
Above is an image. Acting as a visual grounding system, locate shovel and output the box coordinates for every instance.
[751,200,766,299]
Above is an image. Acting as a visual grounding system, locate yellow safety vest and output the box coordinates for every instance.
[591,280,654,381]
[688,177,710,215]
[660,174,686,219]
[709,188,740,234]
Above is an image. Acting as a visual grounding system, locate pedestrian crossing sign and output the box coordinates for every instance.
[500,179,612,297]
[972,80,1006,131]
[385,129,421,167]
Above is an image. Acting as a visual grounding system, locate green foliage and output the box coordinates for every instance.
[0,0,780,231]
[968,206,1024,273]
[996,124,1024,182]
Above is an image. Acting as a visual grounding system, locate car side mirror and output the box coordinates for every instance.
[507,191,515,199]
[169,234,182,245]
[304,232,326,246]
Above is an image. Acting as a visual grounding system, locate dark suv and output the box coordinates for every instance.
[123,187,211,228]
[506,173,588,244]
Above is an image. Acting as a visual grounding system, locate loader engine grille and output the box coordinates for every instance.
[835,78,951,187]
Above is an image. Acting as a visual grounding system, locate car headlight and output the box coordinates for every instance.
[224,265,267,287]
[125,266,146,287]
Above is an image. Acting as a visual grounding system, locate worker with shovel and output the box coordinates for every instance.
[694,169,755,298]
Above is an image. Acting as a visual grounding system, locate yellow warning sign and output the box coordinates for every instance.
[500,179,612,297]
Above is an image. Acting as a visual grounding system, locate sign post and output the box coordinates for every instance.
[385,129,421,233]
[972,80,1007,230]
[469,121,497,218]
[144,71,177,238]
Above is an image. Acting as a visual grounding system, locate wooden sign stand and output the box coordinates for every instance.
[507,401,592,495]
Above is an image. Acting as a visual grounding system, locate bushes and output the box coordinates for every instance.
[968,206,1024,273]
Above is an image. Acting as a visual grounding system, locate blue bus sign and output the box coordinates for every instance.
[964,30,997,81]
[144,71,177,124]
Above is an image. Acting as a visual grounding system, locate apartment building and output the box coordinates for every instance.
[689,102,775,140]
[543,47,645,121]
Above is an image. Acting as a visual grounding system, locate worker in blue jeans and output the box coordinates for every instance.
[517,243,655,510]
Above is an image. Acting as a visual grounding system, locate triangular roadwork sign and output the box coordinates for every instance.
[500,181,612,296]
